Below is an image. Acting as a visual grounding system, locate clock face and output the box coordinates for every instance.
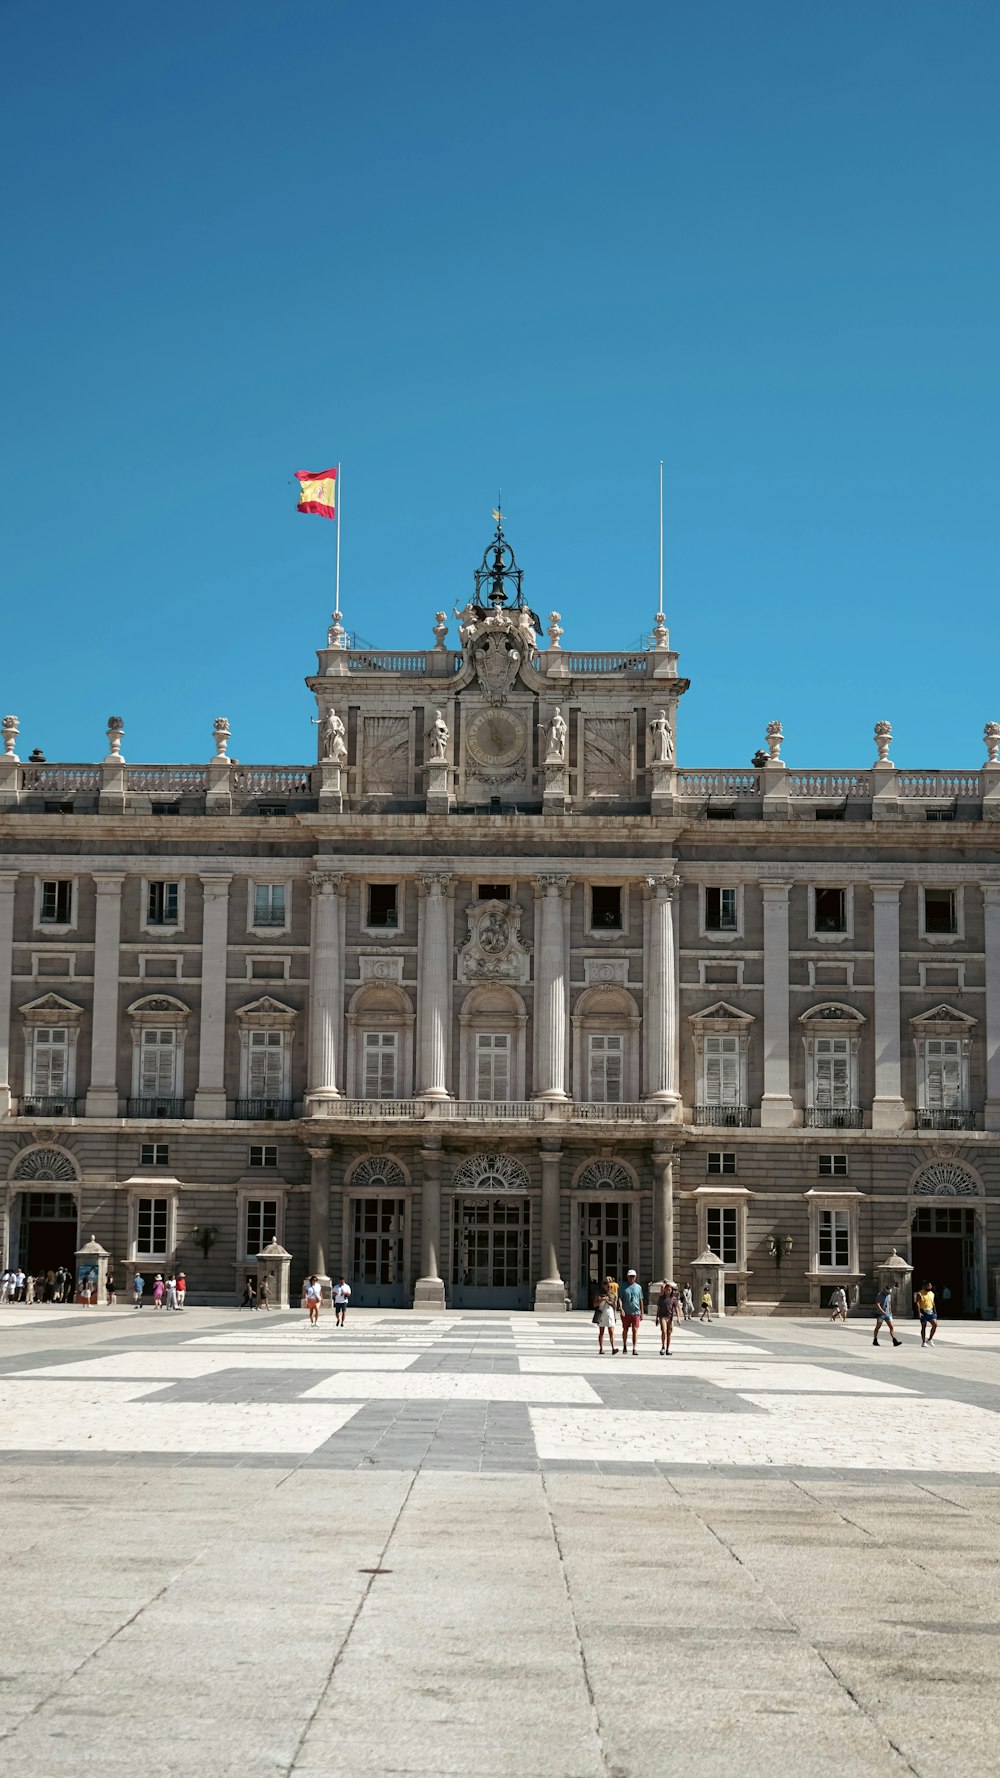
[465,708,527,770]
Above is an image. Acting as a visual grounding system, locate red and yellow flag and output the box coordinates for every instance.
[295,467,337,519]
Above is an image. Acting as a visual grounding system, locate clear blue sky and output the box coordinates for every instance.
[2,0,997,768]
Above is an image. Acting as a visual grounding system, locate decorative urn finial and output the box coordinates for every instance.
[873,720,893,765]
[327,609,345,649]
[984,722,1000,766]
[432,611,448,650]
[212,717,231,760]
[765,719,783,765]
[547,612,563,650]
[105,716,125,761]
[1,714,19,760]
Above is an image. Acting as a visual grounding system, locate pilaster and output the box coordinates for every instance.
[983,884,1000,1129]
[871,881,906,1131]
[413,1132,446,1308]
[533,875,571,1099]
[193,874,232,1119]
[0,874,17,1116]
[534,1138,566,1311]
[644,874,680,1112]
[416,875,452,1099]
[85,873,125,1117]
[760,881,795,1127]
[652,1146,675,1285]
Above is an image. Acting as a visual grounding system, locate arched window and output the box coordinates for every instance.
[571,985,640,1103]
[346,984,414,1099]
[458,986,527,1102]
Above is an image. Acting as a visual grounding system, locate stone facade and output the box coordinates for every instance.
[2,521,1000,1313]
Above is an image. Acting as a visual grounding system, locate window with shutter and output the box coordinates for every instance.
[249,1031,285,1097]
[818,1209,851,1268]
[140,1028,177,1095]
[253,884,286,927]
[924,1038,963,1109]
[32,1028,68,1094]
[703,1034,740,1105]
[587,1034,624,1103]
[814,1037,850,1107]
[474,1033,510,1102]
[363,1032,398,1098]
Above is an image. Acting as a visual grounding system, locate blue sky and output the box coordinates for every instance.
[2,0,997,768]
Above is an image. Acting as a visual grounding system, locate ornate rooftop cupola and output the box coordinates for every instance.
[472,508,542,636]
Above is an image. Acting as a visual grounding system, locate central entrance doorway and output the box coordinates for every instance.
[451,1197,532,1309]
[349,1197,406,1307]
[578,1199,633,1308]
[16,1191,79,1275]
[911,1204,977,1316]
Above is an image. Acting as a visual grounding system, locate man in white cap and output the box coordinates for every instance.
[618,1269,644,1355]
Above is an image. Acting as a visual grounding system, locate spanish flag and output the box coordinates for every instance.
[295,467,337,519]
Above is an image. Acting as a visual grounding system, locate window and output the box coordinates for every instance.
[475,1033,511,1101]
[40,881,72,924]
[136,1197,169,1257]
[245,1198,278,1256]
[363,1031,398,1098]
[249,1144,278,1168]
[253,884,286,927]
[706,1206,738,1266]
[478,884,510,901]
[707,1152,736,1175]
[818,1209,850,1269]
[814,888,847,933]
[590,886,622,930]
[819,1153,848,1177]
[703,1034,741,1106]
[30,1028,69,1095]
[923,1038,963,1109]
[26,1192,76,1220]
[146,882,179,925]
[139,1029,177,1096]
[249,1030,285,1097]
[367,884,399,928]
[140,1142,169,1167]
[587,1033,623,1101]
[705,887,737,932]
[924,889,957,936]
[813,1036,851,1107]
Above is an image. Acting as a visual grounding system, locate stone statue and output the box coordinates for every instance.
[649,709,674,763]
[319,710,347,764]
[545,707,567,763]
[428,710,449,762]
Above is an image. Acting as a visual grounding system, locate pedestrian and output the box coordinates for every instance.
[699,1286,713,1323]
[593,1284,617,1355]
[44,1270,56,1303]
[304,1275,322,1326]
[618,1268,644,1355]
[24,1274,36,1305]
[79,1270,93,1307]
[829,1286,848,1324]
[239,1277,256,1309]
[132,1271,145,1308]
[152,1274,165,1309]
[175,1270,186,1310]
[682,1285,695,1321]
[257,1277,271,1312]
[333,1277,351,1327]
[14,1268,25,1302]
[873,1283,902,1348]
[656,1280,679,1354]
[106,1267,116,1306]
[163,1273,177,1311]
[915,1280,938,1347]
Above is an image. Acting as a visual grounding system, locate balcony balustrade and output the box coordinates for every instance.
[127,1097,187,1119]
[234,1098,295,1121]
[18,1095,78,1117]
[693,1104,753,1127]
[805,1106,864,1129]
[916,1108,975,1131]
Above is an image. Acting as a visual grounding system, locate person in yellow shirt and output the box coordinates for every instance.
[915,1281,938,1346]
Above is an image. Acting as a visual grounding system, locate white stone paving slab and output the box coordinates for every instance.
[301,1371,601,1403]
[17,1350,422,1381]
[519,1357,913,1392]
[0,1379,362,1453]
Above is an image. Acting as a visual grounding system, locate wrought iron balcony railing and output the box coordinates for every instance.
[19,1095,78,1117]
[805,1106,864,1129]
[693,1104,753,1127]
[234,1097,295,1121]
[127,1097,187,1119]
[916,1108,975,1131]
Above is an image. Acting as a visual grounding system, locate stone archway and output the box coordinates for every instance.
[7,1145,81,1276]
[909,1158,984,1316]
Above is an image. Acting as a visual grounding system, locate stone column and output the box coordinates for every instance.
[871,882,906,1131]
[306,1141,332,1298]
[644,874,680,1107]
[533,875,570,1099]
[193,875,232,1119]
[983,884,1000,1130]
[760,881,795,1128]
[534,1139,565,1311]
[417,874,452,1099]
[306,870,344,1113]
[652,1146,675,1287]
[0,874,17,1117]
[414,1133,446,1308]
[85,873,125,1116]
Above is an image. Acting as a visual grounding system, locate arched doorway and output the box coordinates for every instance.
[8,1146,80,1275]
[449,1154,533,1309]
[344,1154,409,1307]
[570,1159,640,1308]
[910,1160,983,1317]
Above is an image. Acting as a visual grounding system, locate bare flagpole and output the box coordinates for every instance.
[658,458,664,618]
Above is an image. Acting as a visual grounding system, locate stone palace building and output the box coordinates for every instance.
[2,517,1000,1313]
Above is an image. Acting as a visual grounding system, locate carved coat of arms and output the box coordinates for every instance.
[459,900,530,983]
[473,630,521,705]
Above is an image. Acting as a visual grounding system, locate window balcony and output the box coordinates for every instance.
[127,1097,187,1119]
[234,1097,295,1121]
[917,1108,975,1131]
[694,1104,752,1127]
[805,1106,863,1129]
[19,1095,78,1117]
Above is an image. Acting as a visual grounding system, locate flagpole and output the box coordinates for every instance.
[335,461,342,616]
[658,459,664,617]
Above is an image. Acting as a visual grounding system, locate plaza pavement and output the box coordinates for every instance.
[1,1306,999,1777]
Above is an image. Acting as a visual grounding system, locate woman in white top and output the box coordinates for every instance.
[304,1275,322,1325]
[594,1286,618,1355]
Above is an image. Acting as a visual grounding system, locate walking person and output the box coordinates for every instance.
[304,1275,322,1325]
[618,1269,644,1355]
[656,1281,680,1354]
[682,1285,695,1321]
[164,1273,177,1311]
[174,1270,185,1309]
[699,1285,714,1323]
[593,1284,617,1355]
[873,1283,902,1348]
[916,1281,938,1347]
[132,1271,145,1308]
[239,1276,256,1310]
[829,1286,848,1324]
[152,1274,165,1310]
[333,1278,351,1327]
[257,1277,271,1312]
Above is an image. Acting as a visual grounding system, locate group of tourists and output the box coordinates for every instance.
[132,1271,186,1310]
[592,1273,712,1354]
[303,1276,352,1325]
[1,1265,99,1304]
[827,1279,943,1347]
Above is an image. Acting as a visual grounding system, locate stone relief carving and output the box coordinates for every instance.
[358,956,405,984]
[459,900,530,984]
[584,717,631,795]
[451,1152,531,1194]
[912,1162,978,1197]
[473,629,522,704]
[576,1160,634,1192]
[362,715,409,795]
[583,958,629,986]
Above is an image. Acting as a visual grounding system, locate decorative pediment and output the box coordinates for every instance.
[459,899,530,985]
[688,1001,754,1026]
[234,995,298,1027]
[127,994,190,1025]
[799,1001,866,1025]
[18,992,83,1024]
[910,1004,977,1029]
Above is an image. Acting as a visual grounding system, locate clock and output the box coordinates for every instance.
[465,707,527,770]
